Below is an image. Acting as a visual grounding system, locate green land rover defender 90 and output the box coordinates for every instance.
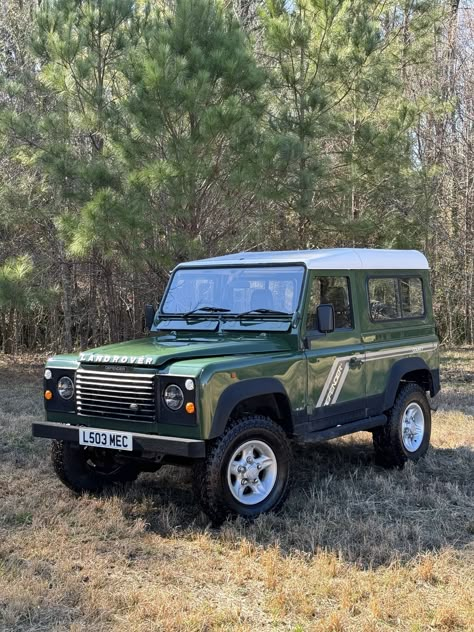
[33,249,440,522]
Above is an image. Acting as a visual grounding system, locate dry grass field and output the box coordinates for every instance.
[0,349,473,631]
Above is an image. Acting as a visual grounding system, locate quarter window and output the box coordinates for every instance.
[368,277,424,321]
[307,276,353,330]
[400,277,424,317]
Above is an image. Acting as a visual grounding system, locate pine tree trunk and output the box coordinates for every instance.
[62,261,73,353]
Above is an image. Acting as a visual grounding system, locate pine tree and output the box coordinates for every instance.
[259,0,382,245]
[259,0,442,248]
[28,0,141,343]
[2,0,471,348]
[69,0,266,272]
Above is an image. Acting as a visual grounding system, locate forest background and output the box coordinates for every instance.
[1,0,473,353]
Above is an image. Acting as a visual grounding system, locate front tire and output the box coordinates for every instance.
[373,383,431,469]
[51,440,140,494]
[194,415,292,524]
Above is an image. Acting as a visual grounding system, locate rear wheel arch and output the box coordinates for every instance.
[209,378,294,439]
[401,368,435,393]
[382,357,438,411]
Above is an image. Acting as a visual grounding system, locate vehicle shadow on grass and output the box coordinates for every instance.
[125,436,474,568]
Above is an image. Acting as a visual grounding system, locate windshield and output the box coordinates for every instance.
[161,266,305,316]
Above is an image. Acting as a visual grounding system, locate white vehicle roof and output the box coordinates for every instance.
[180,248,429,270]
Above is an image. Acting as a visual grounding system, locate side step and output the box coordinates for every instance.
[297,414,387,444]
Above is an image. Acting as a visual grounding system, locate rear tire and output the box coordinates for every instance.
[193,415,292,524]
[373,383,431,469]
[51,440,140,494]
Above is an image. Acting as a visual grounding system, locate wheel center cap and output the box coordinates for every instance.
[245,465,259,480]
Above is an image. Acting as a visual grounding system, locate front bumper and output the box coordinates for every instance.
[32,421,206,458]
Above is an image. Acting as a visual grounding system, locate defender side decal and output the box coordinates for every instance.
[323,362,345,406]
[315,343,438,407]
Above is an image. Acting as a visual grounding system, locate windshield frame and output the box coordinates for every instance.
[157,263,308,320]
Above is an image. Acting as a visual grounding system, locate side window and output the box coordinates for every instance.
[368,278,401,320]
[306,276,353,331]
[368,277,424,320]
[400,278,424,317]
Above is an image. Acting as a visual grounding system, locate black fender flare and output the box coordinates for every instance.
[208,377,292,440]
[382,357,439,411]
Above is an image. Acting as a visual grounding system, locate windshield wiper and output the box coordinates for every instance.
[236,308,291,318]
[184,306,231,317]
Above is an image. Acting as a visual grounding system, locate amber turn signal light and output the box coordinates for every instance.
[185,402,195,414]
[44,390,53,400]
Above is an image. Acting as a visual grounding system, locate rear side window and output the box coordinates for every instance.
[368,277,424,321]
[400,277,424,317]
[368,278,401,320]
[307,276,353,330]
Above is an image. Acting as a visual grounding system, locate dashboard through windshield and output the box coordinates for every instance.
[161,266,305,317]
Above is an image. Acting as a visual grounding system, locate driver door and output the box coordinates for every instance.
[304,272,366,431]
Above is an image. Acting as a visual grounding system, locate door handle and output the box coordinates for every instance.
[349,357,363,369]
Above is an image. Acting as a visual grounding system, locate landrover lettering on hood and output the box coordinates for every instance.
[79,353,154,365]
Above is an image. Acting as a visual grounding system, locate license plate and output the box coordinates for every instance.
[78,428,133,451]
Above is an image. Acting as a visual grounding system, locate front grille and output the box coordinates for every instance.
[76,368,156,422]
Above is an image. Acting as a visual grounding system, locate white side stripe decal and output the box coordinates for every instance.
[316,359,346,407]
[315,343,438,408]
[331,362,350,404]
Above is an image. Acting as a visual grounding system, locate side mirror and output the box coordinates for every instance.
[145,304,156,330]
[317,304,335,333]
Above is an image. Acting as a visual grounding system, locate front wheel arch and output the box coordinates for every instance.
[208,378,293,439]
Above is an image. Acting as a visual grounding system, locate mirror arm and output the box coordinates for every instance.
[291,310,301,328]
[145,304,156,331]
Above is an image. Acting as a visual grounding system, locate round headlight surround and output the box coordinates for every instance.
[57,376,74,400]
[163,384,184,410]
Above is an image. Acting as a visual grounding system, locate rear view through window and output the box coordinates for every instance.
[369,277,424,321]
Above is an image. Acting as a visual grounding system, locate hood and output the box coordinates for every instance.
[77,332,296,368]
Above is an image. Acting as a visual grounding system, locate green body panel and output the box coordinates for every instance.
[301,269,438,425]
[45,333,304,439]
[303,271,365,421]
[363,325,438,401]
[44,266,439,442]
[357,269,438,401]
[74,333,295,367]
[196,351,306,438]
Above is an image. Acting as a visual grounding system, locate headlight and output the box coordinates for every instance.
[57,376,74,400]
[163,384,184,410]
